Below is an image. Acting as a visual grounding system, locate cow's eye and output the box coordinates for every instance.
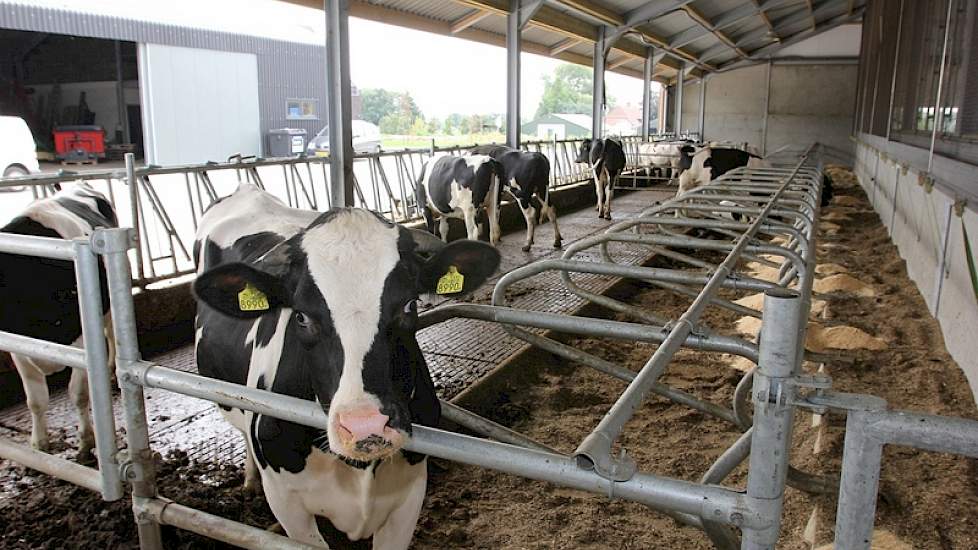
[402,299,418,316]
[294,311,313,328]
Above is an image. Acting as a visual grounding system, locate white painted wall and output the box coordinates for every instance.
[138,43,260,166]
[775,24,863,58]
[855,142,978,399]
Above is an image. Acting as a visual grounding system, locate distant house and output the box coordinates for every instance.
[605,104,643,136]
[522,113,592,140]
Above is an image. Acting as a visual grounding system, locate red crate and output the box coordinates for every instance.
[53,125,105,159]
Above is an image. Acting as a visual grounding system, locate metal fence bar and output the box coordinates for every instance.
[73,237,123,501]
[742,289,804,549]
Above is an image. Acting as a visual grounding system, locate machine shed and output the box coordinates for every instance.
[0,0,327,165]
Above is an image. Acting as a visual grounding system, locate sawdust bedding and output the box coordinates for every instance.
[416,166,978,549]
[1,167,976,549]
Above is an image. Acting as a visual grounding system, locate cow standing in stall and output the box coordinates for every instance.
[416,154,503,245]
[676,145,765,197]
[469,145,562,251]
[638,140,697,182]
[576,138,626,220]
[193,183,500,548]
[1,184,117,459]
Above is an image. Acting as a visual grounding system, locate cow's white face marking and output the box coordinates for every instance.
[300,210,402,456]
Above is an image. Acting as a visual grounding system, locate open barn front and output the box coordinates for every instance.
[0,30,142,164]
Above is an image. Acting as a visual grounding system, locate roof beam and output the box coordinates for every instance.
[804,0,816,30]
[450,9,492,34]
[454,0,707,71]
[553,0,622,26]
[549,37,582,55]
[700,0,852,63]
[719,6,865,70]
[750,0,779,42]
[682,5,748,59]
[329,0,654,79]
[666,0,796,50]
[621,0,694,28]
[607,55,633,70]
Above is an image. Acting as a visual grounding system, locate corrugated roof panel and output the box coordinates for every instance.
[644,10,694,36]
[693,0,749,20]
[372,0,472,23]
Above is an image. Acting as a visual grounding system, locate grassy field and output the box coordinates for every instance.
[380,133,510,150]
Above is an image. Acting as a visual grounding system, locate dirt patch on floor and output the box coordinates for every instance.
[2,167,976,548]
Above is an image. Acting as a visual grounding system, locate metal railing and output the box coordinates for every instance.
[0,232,121,502]
[0,135,674,288]
[0,143,976,550]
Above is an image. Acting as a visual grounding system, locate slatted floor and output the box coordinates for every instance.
[0,187,673,467]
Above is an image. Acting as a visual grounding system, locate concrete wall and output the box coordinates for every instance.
[854,140,978,398]
[682,62,857,158]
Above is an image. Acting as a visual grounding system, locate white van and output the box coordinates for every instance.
[0,116,41,180]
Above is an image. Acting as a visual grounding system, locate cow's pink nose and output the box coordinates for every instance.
[337,408,390,441]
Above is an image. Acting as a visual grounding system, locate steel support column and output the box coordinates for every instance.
[741,289,803,549]
[325,0,354,206]
[642,48,653,140]
[592,25,607,139]
[506,0,522,147]
[506,1,544,148]
[674,62,685,134]
[698,74,707,139]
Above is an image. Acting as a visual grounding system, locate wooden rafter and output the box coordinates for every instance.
[450,9,491,34]
[682,5,748,59]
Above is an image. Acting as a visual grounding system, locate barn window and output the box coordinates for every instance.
[286,99,318,120]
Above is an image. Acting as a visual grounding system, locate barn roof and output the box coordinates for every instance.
[282,0,867,83]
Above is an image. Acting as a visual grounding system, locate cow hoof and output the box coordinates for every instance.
[521,244,531,252]
[553,241,562,249]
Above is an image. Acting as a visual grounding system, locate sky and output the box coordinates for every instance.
[27,0,656,120]
[347,17,655,120]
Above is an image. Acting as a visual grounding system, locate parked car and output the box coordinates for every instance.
[306,119,382,156]
[0,116,41,190]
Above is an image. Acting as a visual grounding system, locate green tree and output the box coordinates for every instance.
[409,117,428,135]
[466,114,483,135]
[427,117,442,134]
[360,88,399,125]
[361,89,423,128]
[534,64,617,118]
[379,112,412,134]
[535,64,592,118]
[444,113,466,135]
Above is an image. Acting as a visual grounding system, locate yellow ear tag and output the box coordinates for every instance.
[238,283,270,311]
[436,266,465,295]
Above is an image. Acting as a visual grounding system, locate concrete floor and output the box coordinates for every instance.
[0,187,673,466]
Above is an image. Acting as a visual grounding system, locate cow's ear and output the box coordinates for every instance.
[194,262,289,319]
[418,240,500,296]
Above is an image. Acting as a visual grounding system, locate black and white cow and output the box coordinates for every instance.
[637,139,697,181]
[676,145,764,197]
[192,183,500,548]
[469,145,562,251]
[576,138,626,220]
[416,153,503,245]
[1,184,117,458]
